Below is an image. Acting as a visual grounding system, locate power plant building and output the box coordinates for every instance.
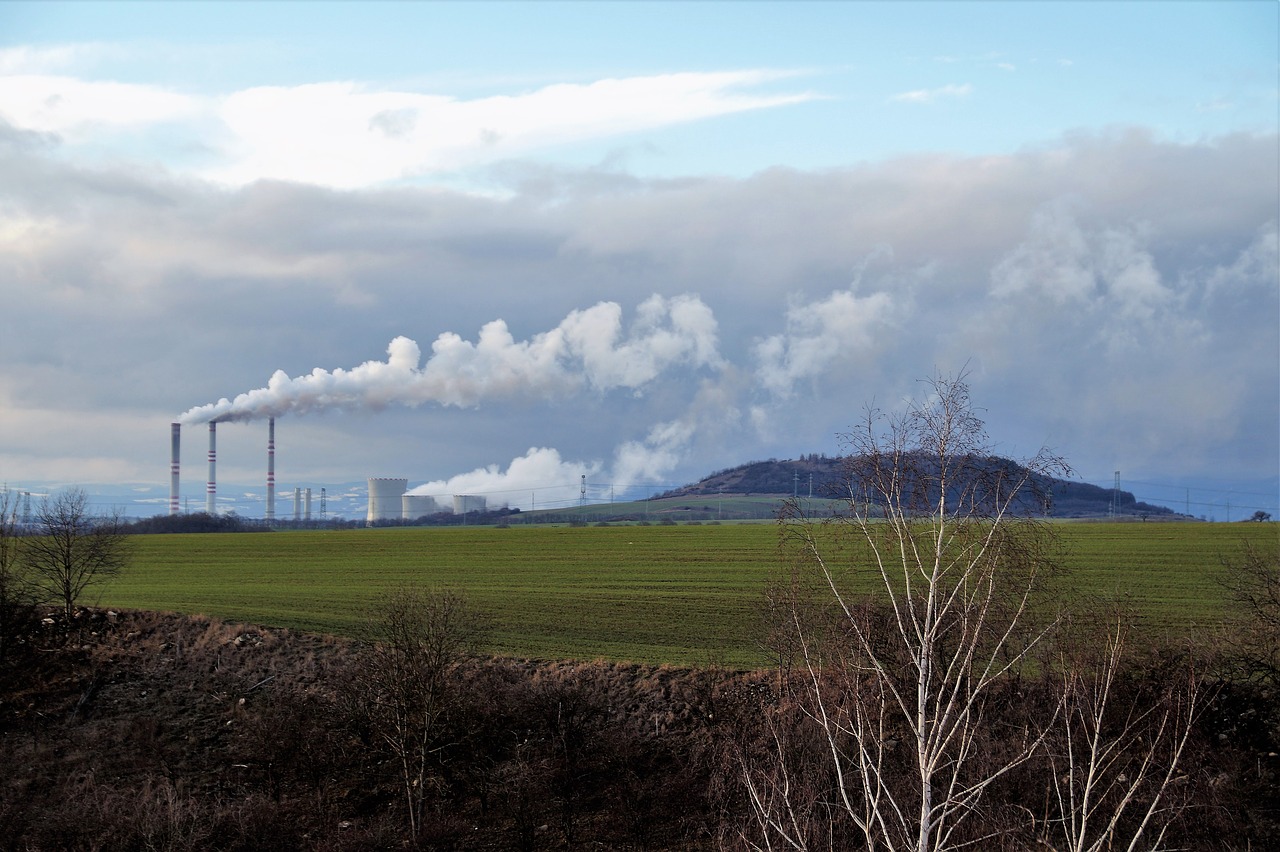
[452,494,487,515]
[402,494,438,520]
[367,478,409,523]
[168,420,479,523]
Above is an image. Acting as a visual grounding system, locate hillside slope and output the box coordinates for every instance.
[659,454,1181,519]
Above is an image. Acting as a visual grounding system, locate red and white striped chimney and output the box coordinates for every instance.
[206,422,217,515]
[169,422,181,515]
[266,417,276,522]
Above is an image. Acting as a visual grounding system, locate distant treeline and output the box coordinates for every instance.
[122,513,368,534]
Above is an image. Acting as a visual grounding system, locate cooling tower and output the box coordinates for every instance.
[206,422,217,515]
[402,494,438,520]
[367,478,409,524]
[452,494,487,515]
[169,422,180,516]
[265,417,275,522]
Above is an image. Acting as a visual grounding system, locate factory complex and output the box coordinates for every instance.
[169,420,485,525]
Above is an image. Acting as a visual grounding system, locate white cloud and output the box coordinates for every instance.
[405,446,602,510]
[0,44,100,75]
[0,67,815,188]
[754,288,897,396]
[1205,222,1279,301]
[209,70,815,187]
[990,206,1174,325]
[611,418,699,488]
[0,74,199,137]
[890,83,973,104]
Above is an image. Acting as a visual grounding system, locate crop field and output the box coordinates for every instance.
[99,521,1276,667]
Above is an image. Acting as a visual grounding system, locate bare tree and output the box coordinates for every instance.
[745,372,1068,852]
[1044,616,1201,852]
[22,487,130,623]
[355,586,490,841]
[1219,541,1280,686]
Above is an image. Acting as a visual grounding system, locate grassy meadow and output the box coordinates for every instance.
[99,521,1276,667]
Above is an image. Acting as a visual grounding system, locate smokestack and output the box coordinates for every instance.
[266,417,276,522]
[206,422,217,515]
[169,422,181,516]
[293,487,301,521]
[304,487,312,522]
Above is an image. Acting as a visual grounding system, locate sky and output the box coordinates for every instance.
[0,1,1276,520]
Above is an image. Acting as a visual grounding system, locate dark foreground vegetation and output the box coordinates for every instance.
[0,593,1276,851]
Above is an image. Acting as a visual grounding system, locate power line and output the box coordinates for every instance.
[1123,478,1277,499]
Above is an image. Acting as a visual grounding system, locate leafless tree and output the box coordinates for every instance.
[1219,541,1280,686]
[1043,616,1201,852]
[22,487,130,623]
[744,372,1069,852]
[355,585,489,841]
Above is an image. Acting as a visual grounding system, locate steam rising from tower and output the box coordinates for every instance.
[172,297,720,521]
[178,296,721,425]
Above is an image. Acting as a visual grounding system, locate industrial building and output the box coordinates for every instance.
[168,420,481,523]
[402,494,438,520]
[452,494,487,515]
[367,478,409,523]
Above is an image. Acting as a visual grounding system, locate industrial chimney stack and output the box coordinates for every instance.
[206,422,217,515]
[169,422,181,515]
[266,417,276,522]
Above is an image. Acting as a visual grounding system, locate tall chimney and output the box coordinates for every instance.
[265,417,276,522]
[206,422,217,515]
[293,486,301,521]
[169,422,181,515]
[304,487,312,522]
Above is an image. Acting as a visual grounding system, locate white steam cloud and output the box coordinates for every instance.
[404,447,603,510]
[754,286,897,396]
[180,294,721,424]
[404,415,703,511]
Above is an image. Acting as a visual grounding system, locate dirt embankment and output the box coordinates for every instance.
[2,607,1277,851]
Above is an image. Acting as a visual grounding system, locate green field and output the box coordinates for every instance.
[99,522,1277,667]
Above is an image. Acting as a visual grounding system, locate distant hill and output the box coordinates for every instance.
[658,455,1182,520]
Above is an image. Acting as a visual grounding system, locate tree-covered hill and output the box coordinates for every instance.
[659,454,1181,519]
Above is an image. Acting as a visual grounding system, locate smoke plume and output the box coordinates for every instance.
[404,447,602,510]
[179,294,721,424]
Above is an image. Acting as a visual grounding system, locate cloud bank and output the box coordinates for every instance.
[1,118,1275,511]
